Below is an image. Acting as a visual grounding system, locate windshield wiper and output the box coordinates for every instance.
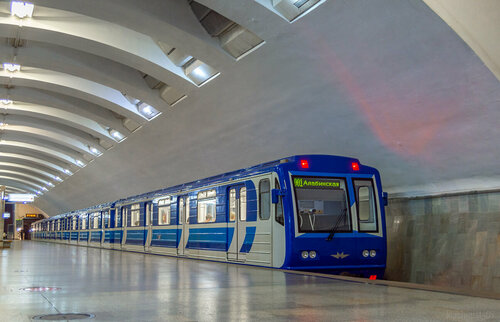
[326,208,347,241]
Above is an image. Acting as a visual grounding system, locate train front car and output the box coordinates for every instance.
[277,155,387,278]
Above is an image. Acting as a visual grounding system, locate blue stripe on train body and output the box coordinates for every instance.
[239,226,256,253]
[125,230,146,245]
[186,227,234,251]
[150,228,179,248]
[90,231,102,242]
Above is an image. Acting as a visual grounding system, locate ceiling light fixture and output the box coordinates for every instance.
[137,102,160,120]
[75,160,85,167]
[3,63,21,72]
[109,129,125,142]
[54,176,62,182]
[89,146,101,156]
[47,182,54,187]
[11,1,34,18]
[0,99,12,105]
[63,169,73,175]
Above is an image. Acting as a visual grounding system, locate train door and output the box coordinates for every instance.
[121,207,128,248]
[177,196,189,255]
[227,185,247,261]
[272,175,286,268]
[253,175,273,266]
[144,202,153,252]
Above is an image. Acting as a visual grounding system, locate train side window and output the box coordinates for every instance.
[115,210,121,228]
[354,180,378,232]
[158,198,171,225]
[186,197,190,223]
[275,179,284,226]
[240,187,247,221]
[103,211,110,228]
[259,179,270,220]
[131,204,140,226]
[198,190,216,223]
[229,189,236,222]
[82,216,87,229]
[122,208,127,228]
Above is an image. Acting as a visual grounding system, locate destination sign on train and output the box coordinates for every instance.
[293,177,340,189]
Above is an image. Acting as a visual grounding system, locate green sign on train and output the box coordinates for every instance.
[294,177,340,189]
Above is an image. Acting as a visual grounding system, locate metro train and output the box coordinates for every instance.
[32,155,388,278]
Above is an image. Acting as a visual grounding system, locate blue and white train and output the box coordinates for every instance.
[32,155,388,278]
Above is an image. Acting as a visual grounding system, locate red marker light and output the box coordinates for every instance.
[300,160,309,169]
[369,275,377,280]
[351,162,360,171]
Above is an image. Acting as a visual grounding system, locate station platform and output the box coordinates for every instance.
[1,241,498,321]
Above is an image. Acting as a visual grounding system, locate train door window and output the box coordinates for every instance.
[92,213,99,229]
[240,187,247,221]
[275,179,284,226]
[354,180,378,232]
[229,189,236,222]
[82,216,87,229]
[158,198,171,225]
[131,204,140,226]
[122,208,128,227]
[103,211,110,228]
[115,210,121,228]
[72,217,77,230]
[259,179,270,220]
[197,190,216,223]
[186,197,190,223]
[57,220,60,231]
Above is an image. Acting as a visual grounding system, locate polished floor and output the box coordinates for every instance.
[1,241,498,321]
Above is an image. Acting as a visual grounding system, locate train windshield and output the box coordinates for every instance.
[293,176,351,233]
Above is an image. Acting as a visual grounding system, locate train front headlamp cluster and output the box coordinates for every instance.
[362,250,377,257]
[301,250,317,259]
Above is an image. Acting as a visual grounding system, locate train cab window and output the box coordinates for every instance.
[259,179,271,220]
[229,189,236,222]
[197,190,216,223]
[240,187,247,221]
[275,179,284,226]
[131,204,141,226]
[354,180,378,232]
[158,198,171,225]
[294,177,351,233]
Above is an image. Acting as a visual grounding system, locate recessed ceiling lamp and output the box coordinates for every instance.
[63,169,73,175]
[89,146,102,156]
[137,102,160,120]
[41,186,48,191]
[35,190,42,195]
[47,182,54,187]
[11,1,34,18]
[184,60,219,86]
[109,129,125,142]
[75,160,85,167]
[0,99,12,105]
[3,63,21,73]
[54,176,62,182]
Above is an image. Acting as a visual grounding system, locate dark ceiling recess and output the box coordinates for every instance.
[187,0,264,59]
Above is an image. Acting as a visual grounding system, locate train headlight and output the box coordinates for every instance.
[301,251,309,259]
[309,251,317,259]
[362,250,369,257]
[370,250,376,257]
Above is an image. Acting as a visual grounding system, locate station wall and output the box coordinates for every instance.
[385,191,500,294]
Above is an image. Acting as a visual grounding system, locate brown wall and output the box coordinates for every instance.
[385,191,500,293]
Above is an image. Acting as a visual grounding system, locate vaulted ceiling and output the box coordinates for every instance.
[0,0,497,215]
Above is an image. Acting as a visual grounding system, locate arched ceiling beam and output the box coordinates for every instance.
[0,67,148,124]
[0,3,196,90]
[0,40,170,112]
[0,162,60,181]
[5,186,28,193]
[0,152,73,175]
[3,102,118,144]
[0,176,45,192]
[3,115,106,155]
[0,141,84,167]
[0,169,53,186]
[0,87,132,136]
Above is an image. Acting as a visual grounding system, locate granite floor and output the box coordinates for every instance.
[0,241,498,321]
